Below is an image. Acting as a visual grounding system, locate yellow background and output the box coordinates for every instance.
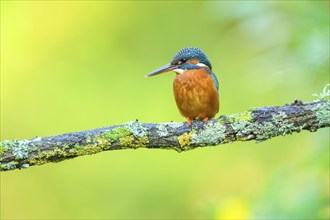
[1,1,329,219]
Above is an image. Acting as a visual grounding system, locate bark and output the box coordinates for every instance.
[1,99,329,172]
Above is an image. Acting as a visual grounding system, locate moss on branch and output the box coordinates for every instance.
[1,99,329,172]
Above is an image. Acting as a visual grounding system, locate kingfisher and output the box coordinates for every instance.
[145,47,219,125]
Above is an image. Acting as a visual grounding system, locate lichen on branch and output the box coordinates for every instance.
[0,99,329,172]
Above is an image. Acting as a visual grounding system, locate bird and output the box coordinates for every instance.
[145,47,219,125]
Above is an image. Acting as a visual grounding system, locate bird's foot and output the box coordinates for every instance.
[186,117,192,125]
[186,117,209,125]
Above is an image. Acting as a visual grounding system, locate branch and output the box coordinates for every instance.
[1,99,329,171]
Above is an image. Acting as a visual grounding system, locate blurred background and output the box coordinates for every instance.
[1,1,329,219]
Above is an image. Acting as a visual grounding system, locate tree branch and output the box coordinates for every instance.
[1,99,329,171]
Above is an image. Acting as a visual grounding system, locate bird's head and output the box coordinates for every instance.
[145,47,212,77]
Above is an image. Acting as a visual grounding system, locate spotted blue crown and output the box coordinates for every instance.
[171,47,212,70]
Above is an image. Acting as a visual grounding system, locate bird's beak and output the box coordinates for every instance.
[145,63,178,77]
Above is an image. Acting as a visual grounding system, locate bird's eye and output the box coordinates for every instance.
[172,59,186,65]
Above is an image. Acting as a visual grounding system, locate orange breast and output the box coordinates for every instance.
[173,68,219,120]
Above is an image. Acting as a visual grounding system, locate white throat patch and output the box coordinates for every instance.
[173,69,185,74]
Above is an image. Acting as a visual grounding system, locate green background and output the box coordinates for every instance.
[1,1,329,219]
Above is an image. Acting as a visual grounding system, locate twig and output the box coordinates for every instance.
[1,99,329,171]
